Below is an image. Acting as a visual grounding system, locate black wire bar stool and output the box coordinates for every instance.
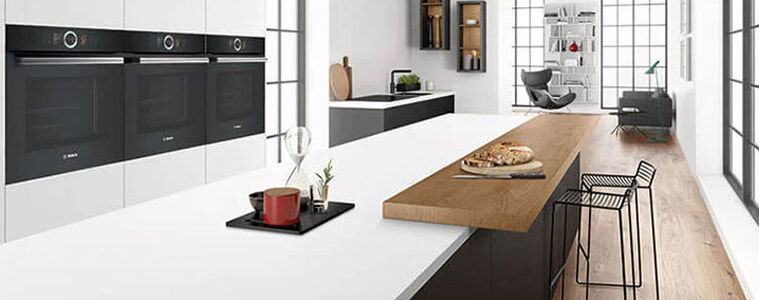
[577,161,660,299]
[549,187,638,300]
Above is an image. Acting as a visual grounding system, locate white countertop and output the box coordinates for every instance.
[0,113,531,300]
[329,91,455,110]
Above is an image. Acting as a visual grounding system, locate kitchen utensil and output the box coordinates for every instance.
[452,173,546,179]
[263,187,301,226]
[342,56,353,99]
[249,191,264,212]
[460,160,544,175]
[284,127,312,198]
[329,63,350,100]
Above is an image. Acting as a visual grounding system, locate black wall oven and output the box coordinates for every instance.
[206,35,265,143]
[124,32,207,159]
[6,25,125,184]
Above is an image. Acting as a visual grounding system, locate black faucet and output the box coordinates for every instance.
[389,68,413,94]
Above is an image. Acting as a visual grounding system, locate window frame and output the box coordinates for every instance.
[723,0,759,225]
[266,0,306,164]
[600,0,669,110]
[511,1,545,108]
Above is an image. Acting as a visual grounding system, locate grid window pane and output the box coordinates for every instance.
[619,47,633,66]
[732,81,743,132]
[755,87,759,143]
[731,0,743,31]
[619,68,633,87]
[531,28,544,46]
[650,5,666,24]
[531,9,544,27]
[281,32,299,82]
[634,5,649,24]
[266,0,279,29]
[732,130,744,184]
[603,88,619,107]
[265,84,279,136]
[281,83,298,131]
[516,10,530,27]
[755,147,759,206]
[618,6,633,25]
[731,33,743,80]
[634,26,650,45]
[281,0,298,30]
[755,30,759,85]
[618,27,633,46]
[603,67,618,86]
[266,137,279,166]
[266,31,279,82]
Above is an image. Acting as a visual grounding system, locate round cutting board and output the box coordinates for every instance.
[330,64,350,100]
[461,160,544,176]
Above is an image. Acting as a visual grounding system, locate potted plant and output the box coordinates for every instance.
[396,74,421,92]
[314,159,335,210]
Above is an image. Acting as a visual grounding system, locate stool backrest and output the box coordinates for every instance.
[634,160,657,187]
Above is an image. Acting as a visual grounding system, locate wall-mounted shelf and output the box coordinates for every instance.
[457,1,486,73]
[420,0,450,50]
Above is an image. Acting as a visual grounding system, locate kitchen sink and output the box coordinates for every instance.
[350,93,430,102]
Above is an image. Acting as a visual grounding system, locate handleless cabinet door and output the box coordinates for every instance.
[206,0,266,37]
[125,0,205,34]
[6,0,124,29]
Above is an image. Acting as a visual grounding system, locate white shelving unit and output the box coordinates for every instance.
[544,3,599,104]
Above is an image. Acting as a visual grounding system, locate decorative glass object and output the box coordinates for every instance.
[284,127,312,198]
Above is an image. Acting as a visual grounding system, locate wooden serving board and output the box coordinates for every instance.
[460,160,543,175]
[330,63,350,100]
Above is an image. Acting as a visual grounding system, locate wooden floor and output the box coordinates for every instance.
[553,115,745,299]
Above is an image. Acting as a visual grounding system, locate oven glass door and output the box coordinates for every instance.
[6,55,125,184]
[125,59,207,159]
[207,59,264,143]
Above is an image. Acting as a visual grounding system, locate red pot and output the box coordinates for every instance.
[263,188,301,226]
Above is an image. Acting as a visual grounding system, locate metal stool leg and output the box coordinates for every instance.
[562,204,569,300]
[548,203,557,299]
[617,210,628,300]
[633,188,643,286]
[627,201,638,300]
[647,187,661,300]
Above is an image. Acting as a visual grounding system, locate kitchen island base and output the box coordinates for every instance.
[412,155,580,300]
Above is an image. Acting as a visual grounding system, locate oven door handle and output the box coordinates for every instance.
[17,57,126,66]
[214,57,268,64]
[137,57,211,65]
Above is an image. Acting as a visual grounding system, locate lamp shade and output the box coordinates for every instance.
[645,60,661,75]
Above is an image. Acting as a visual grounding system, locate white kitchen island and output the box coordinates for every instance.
[0,114,532,300]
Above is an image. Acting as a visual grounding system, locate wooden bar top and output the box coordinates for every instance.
[383,114,600,232]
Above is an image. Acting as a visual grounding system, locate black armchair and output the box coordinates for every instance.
[521,69,576,112]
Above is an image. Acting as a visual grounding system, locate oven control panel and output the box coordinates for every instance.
[206,35,265,55]
[124,31,205,54]
[7,25,121,53]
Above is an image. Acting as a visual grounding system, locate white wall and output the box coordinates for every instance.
[307,0,331,151]
[329,0,412,97]
[410,0,511,114]
[671,0,722,175]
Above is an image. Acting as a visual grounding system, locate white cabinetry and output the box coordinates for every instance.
[125,146,206,206]
[206,0,266,37]
[5,164,125,241]
[206,134,266,183]
[6,0,124,29]
[125,0,205,33]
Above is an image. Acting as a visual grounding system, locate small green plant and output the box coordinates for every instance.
[315,159,335,191]
[398,74,420,84]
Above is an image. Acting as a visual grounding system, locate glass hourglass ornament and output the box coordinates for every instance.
[283,127,312,198]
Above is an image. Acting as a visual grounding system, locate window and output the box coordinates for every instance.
[601,0,668,109]
[512,0,545,107]
[266,0,305,165]
[724,0,759,225]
